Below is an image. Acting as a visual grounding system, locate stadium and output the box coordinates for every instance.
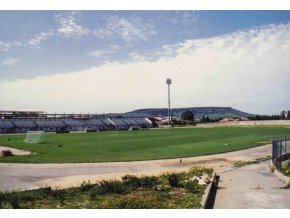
[1,102,290,209]
[0,110,153,134]
[1,10,290,210]
[1,107,290,209]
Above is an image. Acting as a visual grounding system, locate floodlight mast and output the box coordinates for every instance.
[166,78,172,126]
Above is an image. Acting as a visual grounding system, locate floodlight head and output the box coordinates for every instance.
[166,78,172,85]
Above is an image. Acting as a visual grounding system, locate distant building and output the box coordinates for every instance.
[219,117,238,123]
[218,117,249,123]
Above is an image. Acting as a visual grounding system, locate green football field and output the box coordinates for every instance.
[0,126,289,163]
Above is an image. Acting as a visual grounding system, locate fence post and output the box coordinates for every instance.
[272,138,276,166]
[285,136,287,154]
[272,138,274,164]
[273,137,278,168]
[278,138,280,168]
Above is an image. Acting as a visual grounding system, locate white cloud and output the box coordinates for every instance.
[1,22,290,114]
[1,58,18,66]
[0,30,53,52]
[87,50,115,58]
[128,52,146,62]
[55,13,89,38]
[93,16,156,41]
[27,30,54,48]
[1,13,88,51]
[0,30,53,51]
[0,41,22,52]
[0,42,11,52]
[87,44,119,58]
[167,11,198,25]
[108,44,120,50]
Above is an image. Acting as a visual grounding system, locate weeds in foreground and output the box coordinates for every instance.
[168,174,180,187]
[98,180,129,195]
[0,165,212,209]
[281,164,290,177]
[234,156,272,168]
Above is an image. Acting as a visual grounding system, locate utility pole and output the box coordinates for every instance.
[166,78,172,126]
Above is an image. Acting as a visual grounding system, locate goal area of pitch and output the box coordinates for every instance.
[23,131,45,143]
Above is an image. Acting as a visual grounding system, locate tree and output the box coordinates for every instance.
[287,111,290,120]
[205,116,211,122]
[200,115,211,123]
[281,110,286,119]
[181,111,194,122]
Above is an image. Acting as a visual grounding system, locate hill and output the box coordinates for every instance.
[127,107,254,119]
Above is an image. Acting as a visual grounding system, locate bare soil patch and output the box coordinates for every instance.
[0,146,31,157]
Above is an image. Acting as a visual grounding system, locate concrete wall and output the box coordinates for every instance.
[197,120,290,127]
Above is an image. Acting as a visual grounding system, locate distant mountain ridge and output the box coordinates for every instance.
[127,107,255,119]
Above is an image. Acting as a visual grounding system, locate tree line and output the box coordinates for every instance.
[173,110,290,125]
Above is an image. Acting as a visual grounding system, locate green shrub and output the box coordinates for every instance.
[168,174,180,187]
[122,175,140,187]
[139,176,158,188]
[80,180,93,191]
[7,195,21,209]
[281,163,290,177]
[122,175,158,188]
[10,198,20,209]
[102,192,164,209]
[19,193,35,201]
[38,187,52,195]
[185,181,197,193]
[0,195,2,208]
[89,192,97,200]
[190,166,213,176]
[51,189,65,206]
[98,180,128,195]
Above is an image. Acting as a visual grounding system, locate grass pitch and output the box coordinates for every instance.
[0,126,289,163]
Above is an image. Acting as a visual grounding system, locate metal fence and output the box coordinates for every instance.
[272,136,290,169]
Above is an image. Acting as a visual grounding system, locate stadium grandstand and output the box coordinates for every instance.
[84,119,108,131]
[0,110,153,134]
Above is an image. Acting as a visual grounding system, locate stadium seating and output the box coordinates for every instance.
[12,120,37,132]
[0,120,14,128]
[0,120,15,133]
[109,118,129,130]
[53,120,68,132]
[63,120,88,131]
[100,118,114,125]
[0,116,153,134]
[85,119,107,131]
[134,118,152,128]
[34,120,57,132]
[123,118,139,126]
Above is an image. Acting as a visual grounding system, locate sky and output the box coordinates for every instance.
[0,10,290,115]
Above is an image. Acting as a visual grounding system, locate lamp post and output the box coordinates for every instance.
[166,78,172,126]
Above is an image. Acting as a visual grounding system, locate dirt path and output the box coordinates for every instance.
[0,144,272,192]
[214,160,290,208]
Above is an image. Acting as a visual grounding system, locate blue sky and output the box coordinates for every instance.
[0,11,290,114]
